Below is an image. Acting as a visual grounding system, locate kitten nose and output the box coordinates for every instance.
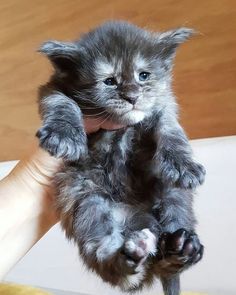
[123,95,138,105]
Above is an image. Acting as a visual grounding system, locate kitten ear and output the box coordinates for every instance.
[157,27,195,58]
[158,27,194,45]
[38,40,79,71]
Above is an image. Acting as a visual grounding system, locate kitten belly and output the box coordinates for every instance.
[86,127,158,205]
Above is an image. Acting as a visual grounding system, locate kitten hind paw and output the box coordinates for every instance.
[121,229,157,273]
[119,229,157,292]
[156,229,204,275]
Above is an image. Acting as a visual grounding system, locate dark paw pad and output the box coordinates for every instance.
[158,229,204,271]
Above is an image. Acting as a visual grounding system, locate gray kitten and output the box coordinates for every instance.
[36,21,205,295]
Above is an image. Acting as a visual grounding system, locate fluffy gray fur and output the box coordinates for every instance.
[37,21,205,294]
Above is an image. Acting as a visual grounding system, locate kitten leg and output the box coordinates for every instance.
[157,229,203,295]
[73,198,159,292]
[59,191,131,287]
[118,213,160,292]
[153,109,205,189]
[153,188,204,295]
[119,228,157,292]
[161,276,180,295]
[37,89,87,161]
[68,195,125,263]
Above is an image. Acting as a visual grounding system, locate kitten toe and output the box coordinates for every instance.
[123,229,157,267]
[161,229,187,253]
[36,124,87,161]
[156,149,206,189]
[177,162,206,189]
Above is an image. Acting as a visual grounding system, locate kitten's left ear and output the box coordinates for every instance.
[156,27,195,58]
[38,40,79,71]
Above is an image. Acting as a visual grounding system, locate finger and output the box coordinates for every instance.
[83,117,126,133]
[83,117,102,134]
[101,120,126,130]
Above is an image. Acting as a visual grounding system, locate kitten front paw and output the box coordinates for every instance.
[36,123,87,161]
[156,229,204,275]
[156,150,206,189]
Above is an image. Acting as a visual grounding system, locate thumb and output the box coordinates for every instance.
[9,144,61,190]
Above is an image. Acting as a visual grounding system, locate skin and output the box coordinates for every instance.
[0,117,122,280]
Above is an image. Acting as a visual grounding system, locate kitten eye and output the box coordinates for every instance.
[139,72,151,81]
[104,77,117,86]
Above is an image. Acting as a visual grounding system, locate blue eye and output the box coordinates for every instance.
[139,72,150,81]
[104,77,117,86]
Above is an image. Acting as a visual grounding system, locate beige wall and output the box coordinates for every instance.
[0,0,235,161]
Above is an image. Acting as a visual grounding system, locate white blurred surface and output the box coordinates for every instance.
[1,136,236,295]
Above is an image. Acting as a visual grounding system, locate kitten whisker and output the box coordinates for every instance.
[74,94,101,104]
[83,110,108,118]
[80,106,104,110]
[93,112,113,129]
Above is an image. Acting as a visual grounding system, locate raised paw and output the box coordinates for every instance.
[36,124,87,161]
[156,229,204,275]
[121,229,157,273]
[156,150,206,189]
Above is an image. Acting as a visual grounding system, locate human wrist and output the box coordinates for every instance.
[0,171,56,236]
[0,147,61,227]
[0,173,55,279]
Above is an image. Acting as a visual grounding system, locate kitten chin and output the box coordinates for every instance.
[119,110,146,125]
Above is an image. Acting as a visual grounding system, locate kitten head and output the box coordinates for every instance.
[40,21,194,125]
